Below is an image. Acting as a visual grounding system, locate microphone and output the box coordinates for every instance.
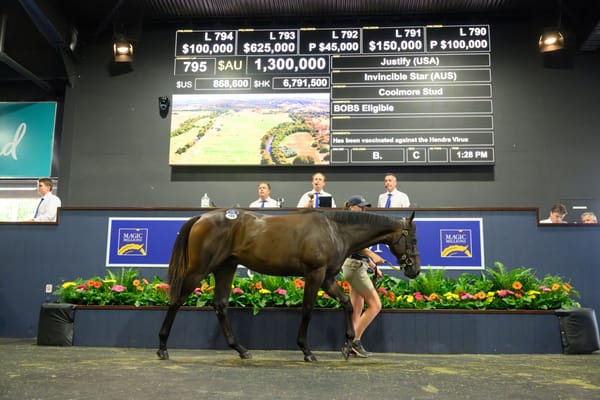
[307,193,314,208]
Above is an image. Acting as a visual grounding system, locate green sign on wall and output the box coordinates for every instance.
[0,102,57,178]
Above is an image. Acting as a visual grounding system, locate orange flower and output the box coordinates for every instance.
[136,285,143,291]
[133,279,140,286]
[342,281,350,292]
[142,278,149,285]
[512,281,523,290]
[427,293,442,302]
[551,283,561,291]
[514,293,522,298]
[255,282,263,290]
[474,291,487,300]
[86,279,95,287]
[294,278,305,289]
[93,281,102,289]
[562,283,572,293]
[200,282,209,291]
[389,291,396,302]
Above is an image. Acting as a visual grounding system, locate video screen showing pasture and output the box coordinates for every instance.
[169,93,330,166]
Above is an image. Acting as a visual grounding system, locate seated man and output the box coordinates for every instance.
[580,211,598,224]
[249,182,279,208]
[539,203,568,224]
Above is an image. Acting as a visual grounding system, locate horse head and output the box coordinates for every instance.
[387,211,420,279]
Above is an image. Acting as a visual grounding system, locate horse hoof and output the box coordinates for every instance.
[304,354,318,362]
[239,352,252,359]
[156,349,169,360]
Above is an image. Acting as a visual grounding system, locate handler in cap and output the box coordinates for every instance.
[341,195,386,358]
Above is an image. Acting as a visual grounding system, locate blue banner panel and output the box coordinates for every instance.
[106,216,484,270]
[106,218,188,267]
[0,102,57,178]
[372,218,485,270]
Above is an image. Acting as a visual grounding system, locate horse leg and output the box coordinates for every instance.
[157,304,180,360]
[213,263,251,359]
[157,274,202,360]
[297,269,326,362]
[321,276,355,360]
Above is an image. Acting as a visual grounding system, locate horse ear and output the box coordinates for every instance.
[409,211,415,223]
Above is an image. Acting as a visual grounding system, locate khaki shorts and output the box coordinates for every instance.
[342,258,374,293]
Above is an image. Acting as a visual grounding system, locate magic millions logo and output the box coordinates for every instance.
[440,229,472,258]
[117,228,148,256]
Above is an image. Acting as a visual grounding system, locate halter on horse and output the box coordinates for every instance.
[157,208,420,361]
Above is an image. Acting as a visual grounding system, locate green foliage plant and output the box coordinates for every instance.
[54,262,580,313]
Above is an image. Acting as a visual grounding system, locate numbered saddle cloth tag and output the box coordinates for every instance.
[225,209,239,220]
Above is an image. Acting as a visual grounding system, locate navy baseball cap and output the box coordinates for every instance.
[347,195,371,207]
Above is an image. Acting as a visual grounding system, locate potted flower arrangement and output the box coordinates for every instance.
[54,262,579,314]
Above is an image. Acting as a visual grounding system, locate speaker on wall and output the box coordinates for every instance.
[158,96,170,118]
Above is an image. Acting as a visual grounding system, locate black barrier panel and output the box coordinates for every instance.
[555,308,600,354]
[37,303,75,346]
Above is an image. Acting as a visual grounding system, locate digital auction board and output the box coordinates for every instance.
[170,25,493,166]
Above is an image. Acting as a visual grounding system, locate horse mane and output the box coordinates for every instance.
[320,210,399,229]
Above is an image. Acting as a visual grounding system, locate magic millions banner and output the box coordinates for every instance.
[0,102,57,178]
[106,216,484,270]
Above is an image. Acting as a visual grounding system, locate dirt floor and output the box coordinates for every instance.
[1,338,599,400]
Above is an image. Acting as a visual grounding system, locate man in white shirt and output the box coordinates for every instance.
[31,178,61,222]
[297,172,336,208]
[249,182,279,208]
[539,203,568,224]
[377,173,410,208]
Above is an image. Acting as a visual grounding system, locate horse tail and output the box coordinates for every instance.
[167,215,202,303]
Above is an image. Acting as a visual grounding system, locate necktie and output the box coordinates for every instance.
[261,200,265,208]
[314,193,320,208]
[34,198,44,218]
[385,193,392,208]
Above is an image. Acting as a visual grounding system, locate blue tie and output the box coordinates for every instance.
[385,193,392,208]
[261,200,265,208]
[34,198,44,218]
[314,193,319,208]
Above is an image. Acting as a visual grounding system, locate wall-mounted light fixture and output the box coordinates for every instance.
[113,40,133,62]
[539,28,565,53]
[539,0,565,53]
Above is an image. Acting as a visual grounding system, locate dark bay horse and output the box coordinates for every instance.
[157,208,420,362]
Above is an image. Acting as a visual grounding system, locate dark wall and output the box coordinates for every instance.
[55,19,600,212]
